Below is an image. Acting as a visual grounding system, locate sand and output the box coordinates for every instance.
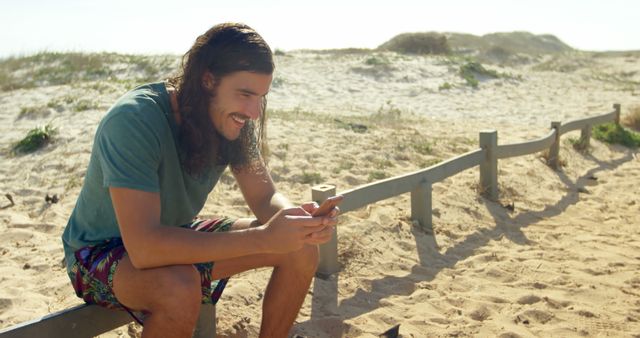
[1,50,639,337]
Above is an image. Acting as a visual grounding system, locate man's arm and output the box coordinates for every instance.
[110,187,330,269]
[232,159,294,224]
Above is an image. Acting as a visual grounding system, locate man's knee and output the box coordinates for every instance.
[286,244,319,275]
[149,265,201,312]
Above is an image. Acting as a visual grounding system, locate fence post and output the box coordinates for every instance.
[411,180,432,233]
[580,124,591,149]
[479,130,498,201]
[548,121,562,169]
[312,184,339,277]
[613,103,621,125]
[193,303,215,338]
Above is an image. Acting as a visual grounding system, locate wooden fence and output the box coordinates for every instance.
[314,103,621,275]
[0,104,622,337]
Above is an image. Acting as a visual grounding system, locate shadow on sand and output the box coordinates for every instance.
[294,147,636,336]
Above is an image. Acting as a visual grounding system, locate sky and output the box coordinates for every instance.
[1,0,639,58]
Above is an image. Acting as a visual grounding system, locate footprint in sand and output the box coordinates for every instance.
[516,309,555,324]
[0,298,13,311]
[516,294,541,305]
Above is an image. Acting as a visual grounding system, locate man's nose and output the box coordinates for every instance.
[245,99,262,120]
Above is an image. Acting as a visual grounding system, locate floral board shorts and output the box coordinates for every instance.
[68,217,235,324]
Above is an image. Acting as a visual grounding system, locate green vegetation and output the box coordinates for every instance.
[622,106,640,131]
[378,32,451,55]
[415,158,442,168]
[592,123,640,148]
[332,160,354,174]
[447,31,572,56]
[567,136,590,151]
[299,171,323,184]
[459,61,500,88]
[372,100,404,123]
[351,54,396,79]
[372,158,394,169]
[0,52,175,91]
[12,124,57,154]
[532,54,593,73]
[364,55,390,66]
[18,105,50,119]
[334,119,368,133]
[269,107,331,124]
[412,139,434,155]
[368,170,389,182]
[438,82,453,91]
[72,99,99,112]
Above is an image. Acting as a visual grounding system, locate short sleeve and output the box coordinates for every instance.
[96,110,162,192]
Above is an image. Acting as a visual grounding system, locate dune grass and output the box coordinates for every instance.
[0,52,175,91]
[378,32,451,55]
[11,124,57,154]
[622,106,640,131]
[459,61,500,88]
[592,123,640,148]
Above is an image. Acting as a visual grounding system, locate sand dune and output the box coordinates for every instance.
[1,50,639,337]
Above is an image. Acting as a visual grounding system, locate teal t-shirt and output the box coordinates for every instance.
[61,82,227,272]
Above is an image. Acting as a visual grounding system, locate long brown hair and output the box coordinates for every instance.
[167,23,274,176]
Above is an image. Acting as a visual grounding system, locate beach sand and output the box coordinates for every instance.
[1,50,639,337]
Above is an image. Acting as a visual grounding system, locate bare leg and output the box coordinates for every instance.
[211,218,320,338]
[211,244,319,338]
[112,258,202,338]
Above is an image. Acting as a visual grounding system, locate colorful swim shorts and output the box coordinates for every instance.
[68,217,235,324]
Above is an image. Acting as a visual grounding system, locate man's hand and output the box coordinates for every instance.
[261,207,338,254]
[300,201,339,245]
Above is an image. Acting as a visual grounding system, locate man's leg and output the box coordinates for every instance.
[210,218,320,338]
[112,260,203,338]
[211,244,319,338]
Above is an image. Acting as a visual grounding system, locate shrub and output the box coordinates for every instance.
[300,171,323,184]
[378,32,451,55]
[12,124,57,154]
[459,61,499,88]
[364,55,390,66]
[439,82,453,91]
[368,170,389,182]
[18,105,50,119]
[412,140,434,155]
[592,122,640,148]
[622,106,640,131]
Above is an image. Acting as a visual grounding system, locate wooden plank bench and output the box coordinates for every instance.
[0,303,216,337]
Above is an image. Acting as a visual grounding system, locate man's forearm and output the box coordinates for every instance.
[125,224,269,269]
[251,191,294,224]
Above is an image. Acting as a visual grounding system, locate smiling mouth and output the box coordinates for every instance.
[231,114,249,126]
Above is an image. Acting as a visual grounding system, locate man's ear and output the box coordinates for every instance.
[202,72,215,90]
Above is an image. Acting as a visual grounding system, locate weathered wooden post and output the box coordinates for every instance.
[579,124,591,149]
[548,121,562,169]
[411,180,432,232]
[312,184,339,277]
[614,103,621,125]
[193,304,216,338]
[479,130,498,201]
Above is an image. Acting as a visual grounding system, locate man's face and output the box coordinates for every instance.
[206,71,272,141]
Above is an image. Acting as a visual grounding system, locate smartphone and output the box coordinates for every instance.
[312,195,344,217]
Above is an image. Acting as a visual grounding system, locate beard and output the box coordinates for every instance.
[216,120,258,167]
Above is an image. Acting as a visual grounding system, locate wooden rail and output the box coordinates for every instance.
[496,129,556,159]
[315,103,622,275]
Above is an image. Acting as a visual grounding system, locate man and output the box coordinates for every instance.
[61,23,338,337]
